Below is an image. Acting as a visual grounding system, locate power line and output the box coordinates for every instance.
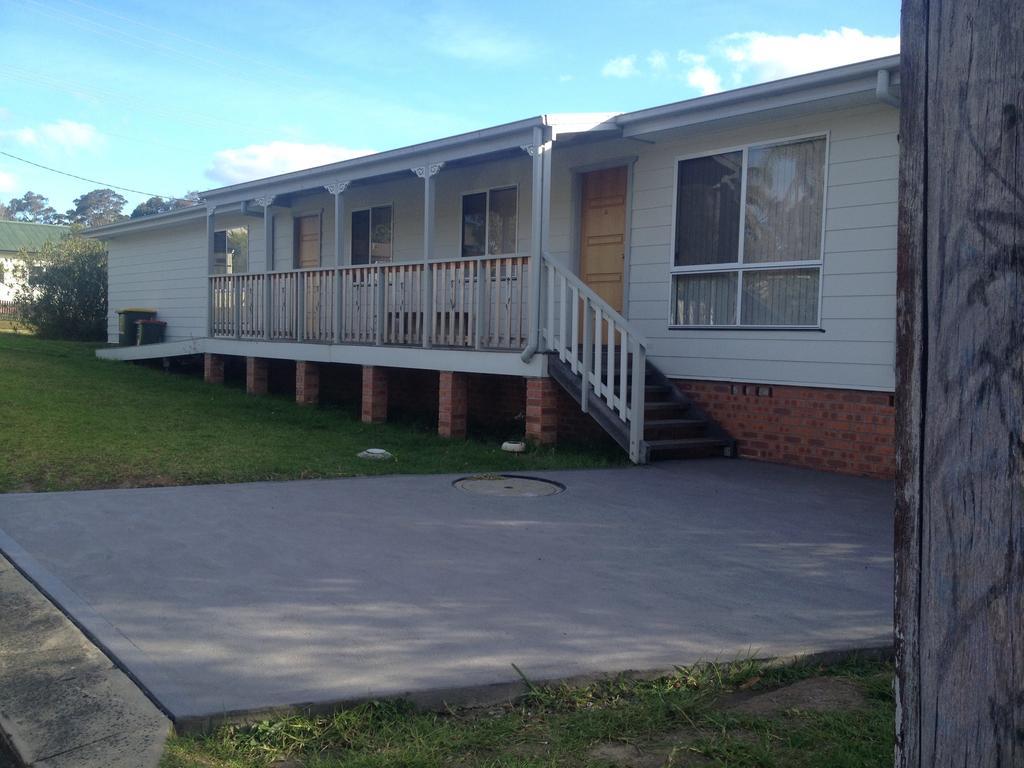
[0,149,191,202]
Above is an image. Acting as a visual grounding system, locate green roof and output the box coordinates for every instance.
[0,220,70,255]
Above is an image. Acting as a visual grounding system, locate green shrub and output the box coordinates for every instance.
[13,233,108,341]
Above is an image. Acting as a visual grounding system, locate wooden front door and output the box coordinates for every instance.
[294,214,321,269]
[579,166,627,314]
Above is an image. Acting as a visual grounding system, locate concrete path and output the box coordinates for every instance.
[0,460,893,729]
[0,555,169,767]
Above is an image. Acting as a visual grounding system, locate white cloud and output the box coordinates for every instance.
[1,119,102,152]
[0,171,17,193]
[676,51,722,95]
[206,141,375,184]
[721,27,899,82]
[602,55,639,78]
[647,50,668,72]
[426,15,533,63]
[686,64,723,95]
[598,27,896,96]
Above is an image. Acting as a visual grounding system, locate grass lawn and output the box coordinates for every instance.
[161,656,894,768]
[0,333,623,492]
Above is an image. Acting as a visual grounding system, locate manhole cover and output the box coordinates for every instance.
[453,474,564,497]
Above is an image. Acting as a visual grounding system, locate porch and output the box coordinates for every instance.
[208,254,530,351]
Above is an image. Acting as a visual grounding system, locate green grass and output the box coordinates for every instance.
[161,656,894,768]
[0,333,623,492]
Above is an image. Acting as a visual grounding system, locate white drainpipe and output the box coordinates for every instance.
[876,68,899,108]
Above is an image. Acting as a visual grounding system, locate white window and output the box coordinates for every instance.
[213,227,249,274]
[461,186,517,258]
[670,135,826,327]
[351,205,393,265]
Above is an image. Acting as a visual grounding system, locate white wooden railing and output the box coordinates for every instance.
[539,253,648,463]
[210,254,529,351]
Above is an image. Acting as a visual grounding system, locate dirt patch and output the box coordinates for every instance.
[587,730,714,767]
[722,677,867,716]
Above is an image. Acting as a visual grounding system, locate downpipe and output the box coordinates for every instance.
[875,68,899,108]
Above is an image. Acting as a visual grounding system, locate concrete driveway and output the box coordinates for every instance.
[0,459,893,726]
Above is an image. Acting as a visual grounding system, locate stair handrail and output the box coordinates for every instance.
[538,252,648,463]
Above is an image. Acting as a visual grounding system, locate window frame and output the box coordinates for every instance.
[668,131,829,330]
[350,202,394,265]
[214,225,250,275]
[460,184,519,259]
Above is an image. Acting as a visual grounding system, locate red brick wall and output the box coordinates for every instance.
[674,379,895,479]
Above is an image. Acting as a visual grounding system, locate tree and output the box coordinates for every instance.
[896,0,1023,765]
[11,233,107,340]
[130,192,200,219]
[65,188,128,228]
[6,191,64,224]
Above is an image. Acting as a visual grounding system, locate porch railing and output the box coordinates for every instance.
[539,253,648,463]
[210,254,529,351]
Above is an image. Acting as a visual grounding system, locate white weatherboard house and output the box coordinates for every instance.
[90,56,899,478]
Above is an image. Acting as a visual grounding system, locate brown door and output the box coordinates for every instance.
[294,214,321,269]
[579,166,627,314]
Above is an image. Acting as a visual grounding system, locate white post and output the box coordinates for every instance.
[414,162,444,348]
[581,296,592,414]
[324,181,350,266]
[519,126,552,359]
[206,204,216,337]
[254,196,274,340]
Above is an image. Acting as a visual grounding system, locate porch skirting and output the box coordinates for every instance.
[673,379,895,479]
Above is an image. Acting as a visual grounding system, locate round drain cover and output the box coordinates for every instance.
[453,474,564,497]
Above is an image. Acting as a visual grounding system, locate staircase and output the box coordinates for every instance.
[538,253,734,464]
[548,352,734,463]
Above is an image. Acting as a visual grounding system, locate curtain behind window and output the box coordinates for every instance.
[743,137,825,264]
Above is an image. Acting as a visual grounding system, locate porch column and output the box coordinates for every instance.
[203,353,225,385]
[525,377,558,445]
[206,203,216,337]
[246,356,269,395]
[254,195,275,272]
[361,365,388,424]
[521,126,553,355]
[413,162,444,348]
[296,361,320,405]
[324,181,350,266]
[438,371,468,439]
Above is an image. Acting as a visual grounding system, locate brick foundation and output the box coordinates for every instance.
[295,361,320,405]
[361,366,388,424]
[245,357,268,396]
[525,377,559,446]
[438,371,468,439]
[203,353,224,384]
[674,379,895,479]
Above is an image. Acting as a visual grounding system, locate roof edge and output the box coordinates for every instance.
[615,54,900,130]
[83,205,206,239]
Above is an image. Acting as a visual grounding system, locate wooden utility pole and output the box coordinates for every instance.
[896,1,1024,765]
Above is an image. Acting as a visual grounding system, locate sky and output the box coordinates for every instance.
[0,0,900,213]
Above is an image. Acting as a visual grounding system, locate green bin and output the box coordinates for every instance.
[117,308,156,346]
[136,319,167,345]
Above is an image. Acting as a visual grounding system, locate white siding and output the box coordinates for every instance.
[105,222,207,343]
[548,104,898,392]
[104,103,897,393]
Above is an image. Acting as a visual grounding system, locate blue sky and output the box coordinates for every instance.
[0,0,899,212]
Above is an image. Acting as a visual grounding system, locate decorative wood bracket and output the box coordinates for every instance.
[323,181,350,195]
[412,162,445,178]
[252,195,276,208]
[520,144,537,157]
